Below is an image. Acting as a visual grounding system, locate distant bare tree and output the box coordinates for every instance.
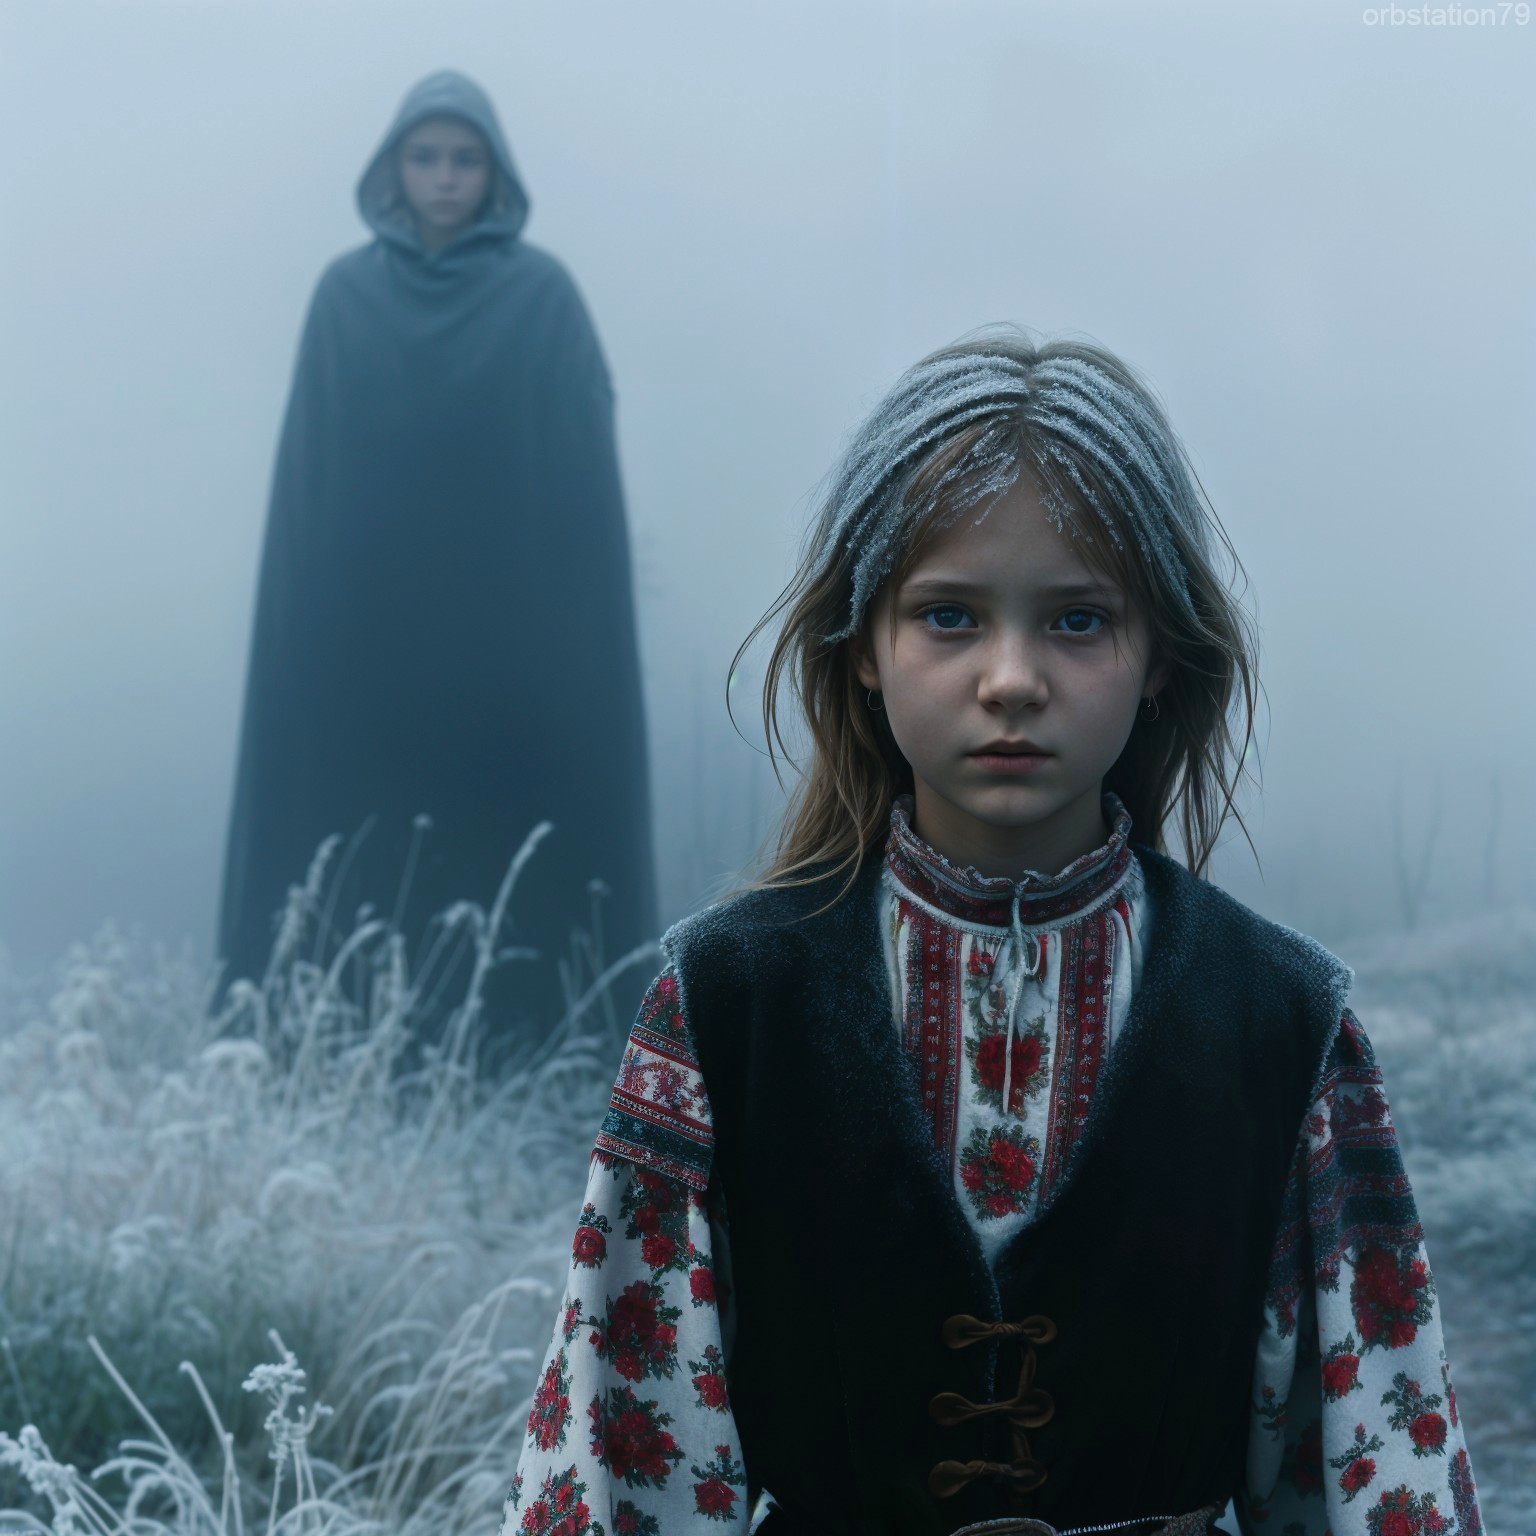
[1484,772,1503,906]
[1391,772,1443,931]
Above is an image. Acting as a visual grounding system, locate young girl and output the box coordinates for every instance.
[504,334,1481,1536]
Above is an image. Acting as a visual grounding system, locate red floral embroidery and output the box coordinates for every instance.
[1381,1371,1447,1457]
[688,1264,715,1306]
[640,1233,677,1269]
[588,1280,681,1383]
[1342,1457,1377,1497]
[1328,1422,1383,1503]
[964,1004,1050,1114]
[518,1465,600,1536]
[1290,1417,1323,1498]
[1365,1485,1449,1536]
[641,971,685,1036]
[690,1344,729,1411]
[595,968,713,1191]
[587,1385,684,1487]
[527,1349,573,1453]
[572,1205,611,1269]
[1449,1448,1481,1536]
[1253,1382,1286,1436]
[1440,1357,1459,1428]
[958,1123,1040,1220]
[1321,1332,1362,1400]
[620,1168,692,1279]
[1351,1245,1435,1350]
[614,1503,660,1536]
[690,1443,747,1521]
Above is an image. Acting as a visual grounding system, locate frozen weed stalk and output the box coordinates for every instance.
[0,822,658,1534]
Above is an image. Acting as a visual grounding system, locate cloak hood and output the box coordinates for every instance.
[356,70,530,253]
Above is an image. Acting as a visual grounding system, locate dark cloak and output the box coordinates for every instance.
[219,71,656,1038]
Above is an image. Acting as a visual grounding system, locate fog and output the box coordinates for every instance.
[2,0,1532,968]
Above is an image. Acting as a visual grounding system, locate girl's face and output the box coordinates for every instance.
[854,477,1167,878]
[397,117,492,248]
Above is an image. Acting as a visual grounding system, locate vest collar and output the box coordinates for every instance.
[883,792,1135,929]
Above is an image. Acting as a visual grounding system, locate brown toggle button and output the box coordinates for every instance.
[927,1457,1048,1500]
[928,1387,1054,1430]
[943,1312,1058,1350]
[931,1312,1057,1505]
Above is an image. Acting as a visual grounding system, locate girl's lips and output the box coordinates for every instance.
[969,751,1052,774]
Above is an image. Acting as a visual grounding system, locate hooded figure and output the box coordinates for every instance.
[219,71,656,1040]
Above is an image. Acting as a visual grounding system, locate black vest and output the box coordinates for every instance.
[664,845,1351,1536]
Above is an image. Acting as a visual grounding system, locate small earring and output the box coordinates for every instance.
[1141,694,1160,722]
[867,688,884,712]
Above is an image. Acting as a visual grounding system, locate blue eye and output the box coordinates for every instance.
[922,605,975,632]
[1055,608,1105,636]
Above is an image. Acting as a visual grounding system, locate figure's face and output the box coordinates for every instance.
[397,117,492,245]
[853,476,1167,876]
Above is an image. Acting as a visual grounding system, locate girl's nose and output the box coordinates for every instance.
[978,635,1048,712]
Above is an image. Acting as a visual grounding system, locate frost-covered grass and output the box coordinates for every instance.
[0,829,646,1535]
[1342,908,1536,1531]
[0,846,1530,1533]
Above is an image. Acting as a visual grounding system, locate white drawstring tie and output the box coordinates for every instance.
[1000,890,1044,1115]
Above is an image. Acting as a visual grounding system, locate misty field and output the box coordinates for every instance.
[0,842,1530,1534]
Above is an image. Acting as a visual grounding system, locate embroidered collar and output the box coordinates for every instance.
[883,792,1135,928]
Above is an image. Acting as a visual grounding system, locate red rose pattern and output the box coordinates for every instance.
[1449,1448,1481,1536]
[1409,1412,1446,1451]
[690,1444,746,1521]
[613,1501,659,1536]
[690,1345,729,1412]
[1329,1423,1383,1503]
[1320,1333,1361,1400]
[688,1265,715,1305]
[528,1349,573,1453]
[572,1205,610,1269]
[964,1008,1050,1114]
[640,1233,676,1269]
[1381,1370,1448,1458]
[958,1122,1040,1220]
[1352,1245,1435,1351]
[1343,1457,1377,1495]
[588,1280,680,1383]
[1366,1485,1449,1536]
[620,1168,692,1278]
[518,1466,599,1536]
[588,1386,684,1487]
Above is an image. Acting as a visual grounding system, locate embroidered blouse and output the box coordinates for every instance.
[503,798,1482,1536]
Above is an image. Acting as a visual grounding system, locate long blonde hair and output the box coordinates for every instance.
[732,328,1259,896]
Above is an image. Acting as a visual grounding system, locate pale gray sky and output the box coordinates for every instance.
[2,0,1532,966]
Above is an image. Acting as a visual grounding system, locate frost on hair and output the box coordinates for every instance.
[807,339,1207,642]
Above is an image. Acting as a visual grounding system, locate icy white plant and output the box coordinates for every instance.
[241,1335,331,1534]
[0,821,659,1535]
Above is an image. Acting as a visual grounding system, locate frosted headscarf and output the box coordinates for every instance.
[811,335,1209,641]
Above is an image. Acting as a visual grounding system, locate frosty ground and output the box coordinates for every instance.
[0,846,1530,1534]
